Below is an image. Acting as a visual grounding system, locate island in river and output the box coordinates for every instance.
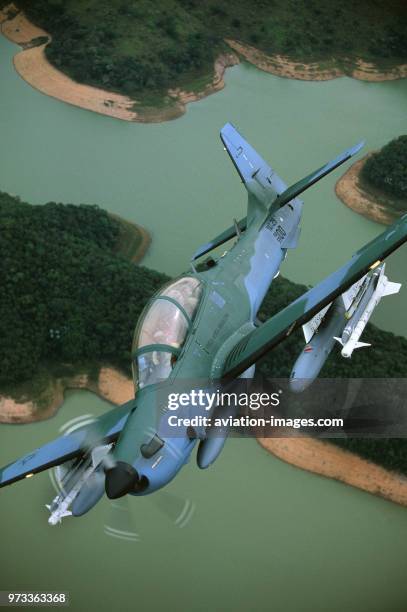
[1,1,406,121]
[0,191,157,423]
[1,191,407,509]
[336,136,407,225]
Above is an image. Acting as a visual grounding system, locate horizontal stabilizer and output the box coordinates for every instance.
[192,216,247,261]
[274,141,364,209]
[333,336,343,346]
[281,225,301,249]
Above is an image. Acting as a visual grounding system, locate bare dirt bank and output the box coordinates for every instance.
[0,4,138,121]
[167,52,239,108]
[0,367,134,424]
[335,155,405,225]
[108,212,151,264]
[131,222,151,263]
[225,39,407,82]
[258,436,407,508]
[0,4,238,122]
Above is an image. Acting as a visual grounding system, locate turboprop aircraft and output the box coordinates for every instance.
[1,123,407,524]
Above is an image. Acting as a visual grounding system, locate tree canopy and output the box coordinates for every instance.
[362,135,407,202]
[0,192,167,385]
[11,0,407,102]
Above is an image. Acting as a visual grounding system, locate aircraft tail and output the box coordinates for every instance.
[220,122,285,216]
[191,122,286,261]
[192,124,364,262]
[220,123,364,211]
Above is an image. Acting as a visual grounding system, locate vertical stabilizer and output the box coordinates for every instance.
[220,123,287,220]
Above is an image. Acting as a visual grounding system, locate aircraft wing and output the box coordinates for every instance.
[0,399,136,488]
[222,214,407,379]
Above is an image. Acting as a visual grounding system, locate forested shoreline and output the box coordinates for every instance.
[4,0,407,104]
[361,135,407,213]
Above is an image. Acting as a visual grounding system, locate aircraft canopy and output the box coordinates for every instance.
[132,276,202,388]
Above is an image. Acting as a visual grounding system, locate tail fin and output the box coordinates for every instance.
[220,123,276,187]
[192,122,280,261]
[220,123,364,216]
[220,123,286,216]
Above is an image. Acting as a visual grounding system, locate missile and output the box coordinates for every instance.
[289,297,346,393]
[290,263,401,391]
[46,443,112,525]
[334,264,401,358]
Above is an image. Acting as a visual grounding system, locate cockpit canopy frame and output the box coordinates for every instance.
[132,276,203,388]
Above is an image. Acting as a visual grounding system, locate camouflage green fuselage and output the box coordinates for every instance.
[114,196,303,493]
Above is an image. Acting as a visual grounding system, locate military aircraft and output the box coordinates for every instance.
[1,123,407,524]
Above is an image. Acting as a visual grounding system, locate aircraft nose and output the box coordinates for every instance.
[105,461,139,499]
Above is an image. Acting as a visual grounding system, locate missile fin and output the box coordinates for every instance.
[333,336,343,345]
[354,341,371,349]
[302,303,332,343]
[382,281,401,297]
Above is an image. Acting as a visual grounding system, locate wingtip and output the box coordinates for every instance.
[350,141,365,156]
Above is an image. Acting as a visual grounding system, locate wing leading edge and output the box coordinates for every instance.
[222,214,407,379]
[0,399,136,488]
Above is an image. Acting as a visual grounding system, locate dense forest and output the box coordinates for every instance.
[5,0,407,102]
[362,135,407,207]
[0,191,167,386]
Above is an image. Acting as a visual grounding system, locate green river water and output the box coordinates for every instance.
[0,36,407,612]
